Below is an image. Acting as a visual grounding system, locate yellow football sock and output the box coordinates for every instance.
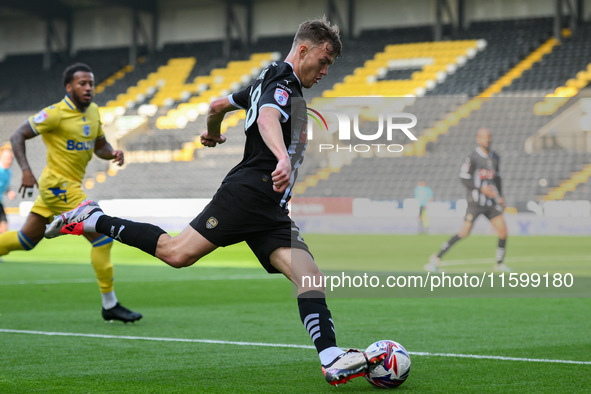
[0,230,37,256]
[90,236,115,294]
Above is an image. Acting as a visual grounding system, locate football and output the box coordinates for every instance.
[365,340,411,388]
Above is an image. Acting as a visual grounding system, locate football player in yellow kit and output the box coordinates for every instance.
[3,63,141,323]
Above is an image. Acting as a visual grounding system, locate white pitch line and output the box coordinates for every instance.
[1,329,590,366]
[439,254,591,267]
[410,351,591,365]
[0,275,279,286]
[0,329,314,350]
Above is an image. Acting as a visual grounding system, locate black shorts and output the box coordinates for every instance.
[464,203,503,223]
[190,182,311,273]
[0,203,6,223]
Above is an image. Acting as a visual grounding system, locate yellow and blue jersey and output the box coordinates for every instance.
[27,95,104,218]
[28,95,104,183]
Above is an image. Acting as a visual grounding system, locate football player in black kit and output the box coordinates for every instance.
[425,127,511,273]
[45,17,387,386]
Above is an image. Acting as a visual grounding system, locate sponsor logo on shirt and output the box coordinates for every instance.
[478,168,494,180]
[66,140,94,151]
[274,88,289,106]
[299,125,308,144]
[460,161,470,176]
[33,110,49,124]
[277,83,292,94]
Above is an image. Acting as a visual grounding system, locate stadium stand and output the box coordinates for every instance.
[299,18,591,206]
[324,39,485,97]
[0,47,131,111]
[427,18,555,96]
[0,17,589,208]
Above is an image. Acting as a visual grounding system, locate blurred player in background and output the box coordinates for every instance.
[0,63,142,323]
[414,180,433,233]
[0,146,16,234]
[425,128,510,272]
[46,18,388,386]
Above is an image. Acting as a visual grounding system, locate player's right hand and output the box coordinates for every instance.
[200,132,226,147]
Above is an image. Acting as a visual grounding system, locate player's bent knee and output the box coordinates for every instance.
[155,236,200,268]
[162,254,199,268]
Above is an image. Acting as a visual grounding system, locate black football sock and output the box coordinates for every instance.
[298,290,337,354]
[95,216,166,256]
[496,238,507,264]
[437,234,461,258]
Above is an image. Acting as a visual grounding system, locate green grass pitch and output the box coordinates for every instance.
[0,234,589,392]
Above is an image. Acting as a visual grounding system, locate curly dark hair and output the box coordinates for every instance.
[63,63,92,86]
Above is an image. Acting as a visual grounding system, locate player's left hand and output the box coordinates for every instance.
[112,150,124,166]
[19,169,38,198]
[271,157,291,193]
[498,196,506,208]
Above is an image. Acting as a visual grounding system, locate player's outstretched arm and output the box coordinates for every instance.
[94,137,124,166]
[459,156,475,191]
[258,107,291,193]
[201,97,237,147]
[9,120,38,197]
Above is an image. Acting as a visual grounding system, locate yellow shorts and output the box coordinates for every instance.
[30,171,88,219]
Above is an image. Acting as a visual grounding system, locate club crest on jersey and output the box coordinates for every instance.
[49,186,67,203]
[274,88,289,106]
[478,168,494,180]
[206,217,218,229]
[34,110,49,124]
[83,124,90,136]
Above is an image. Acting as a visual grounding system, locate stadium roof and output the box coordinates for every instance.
[0,0,157,20]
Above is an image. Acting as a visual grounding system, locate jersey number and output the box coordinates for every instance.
[244,84,262,131]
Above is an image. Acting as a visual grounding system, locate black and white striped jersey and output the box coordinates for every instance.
[459,146,502,207]
[225,61,307,209]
